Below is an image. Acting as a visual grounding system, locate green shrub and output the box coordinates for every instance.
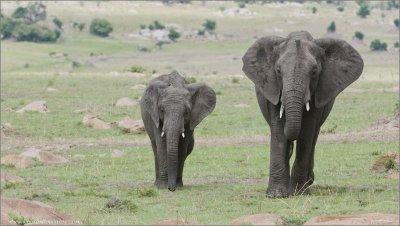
[337,6,344,12]
[128,65,146,73]
[354,31,364,40]
[327,21,336,33]
[140,24,146,29]
[203,19,216,32]
[357,4,370,18]
[387,0,399,9]
[394,42,399,48]
[370,39,387,51]
[53,17,63,29]
[232,77,240,83]
[0,17,20,38]
[168,28,180,42]
[11,2,46,24]
[197,29,205,36]
[394,19,399,28]
[312,7,317,14]
[12,23,60,42]
[72,61,82,69]
[78,23,85,31]
[153,20,165,30]
[90,18,113,37]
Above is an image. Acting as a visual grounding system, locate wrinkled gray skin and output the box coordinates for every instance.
[242,31,363,198]
[140,72,216,191]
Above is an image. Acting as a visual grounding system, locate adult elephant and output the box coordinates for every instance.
[140,72,216,192]
[242,31,363,198]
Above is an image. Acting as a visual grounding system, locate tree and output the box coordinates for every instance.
[203,19,216,32]
[354,31,364,40]
[357,4,370,18]
[327,21,336,33]
[12,2,46,24]
[89,18,113,37]
[53,17,63,29]
[168,28,180,42]
[0,17,20,39]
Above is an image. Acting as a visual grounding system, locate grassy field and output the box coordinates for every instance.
[1,1,399,225]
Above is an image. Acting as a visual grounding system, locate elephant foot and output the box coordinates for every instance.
[154,179,168,189]
[176,179,183,188]
[266,185,289,198]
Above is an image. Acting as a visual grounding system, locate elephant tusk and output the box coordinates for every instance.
[279,104,284,118]
[181,132,185,138]
[306,102,310,111]
[161,131,164,137]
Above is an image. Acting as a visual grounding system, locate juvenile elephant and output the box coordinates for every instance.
[140,72,216,191]
[242,31,363,198]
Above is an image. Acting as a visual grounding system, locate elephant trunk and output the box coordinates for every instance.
[166,125,180,192]
[283,90,304,141]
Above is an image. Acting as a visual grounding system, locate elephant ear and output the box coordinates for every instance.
[141,81,167,128]
[315,38,364,108]
[242,36,286,105]
[188,83,216,130]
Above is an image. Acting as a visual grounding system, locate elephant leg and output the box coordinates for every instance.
[267,104,292,198]
[155,135,168,189]
[177,132,193,187]
[150,139,159,181]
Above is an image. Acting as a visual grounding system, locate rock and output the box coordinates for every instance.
[234,103,250,108]
[117,117,145,134]
[111,149,125,158]
[82,114,111,130]
[155,219,200,225]
[45,87,59,93]
[20,148,69,165]
[73,108,87,114]
[230,214,284,225]
[152,29,171,43]
[130,84,147,90]
[304,213,399,225]
[1,155,34,169]
[16,101,48,113]
[3,107,14,112]
[1,197,80,225]
[0,172,23,183]
[1,123,14,137]
[115,97,137,107]
[387,170,399,179]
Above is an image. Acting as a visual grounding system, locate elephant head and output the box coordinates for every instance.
[141,74,216,191]
[242,31,363,141]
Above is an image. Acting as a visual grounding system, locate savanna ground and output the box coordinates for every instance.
[0,1,399,225]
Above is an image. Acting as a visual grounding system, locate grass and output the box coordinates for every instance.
[0,1,399,225]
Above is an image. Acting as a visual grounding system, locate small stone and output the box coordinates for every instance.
[117,117,145,134]
[115,97,137,107]
[20,148,69,165]
[45,87,59,93]
[112,149,125,158]
[130,84,146,90]
[16,101,48,113]
[82,114,111,130]
[0,172,24,183]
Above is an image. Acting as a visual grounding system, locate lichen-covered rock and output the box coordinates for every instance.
[16,101,48,113]
[117,117,145,134]
[115,97,137,107]
[82,114,111,130]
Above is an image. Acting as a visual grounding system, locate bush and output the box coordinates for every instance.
[12,23,60,42]
[197,29,205,36]
[53,17,63,29]
[327,21,336,33]
[0,17,20,38]
[78,23,85,31]
[370,39,387,51]
[128,65,146,73]
[203,19,216,32]
[312,7,317,14]
[394,19,399,28]
[90,18,113,37]
[168,28,180,42]
[357,4,370,18]
[394,42,399,48]
[337,6,344,12]
[153,20,165,30]
[11,2,46,24]
[140,24,146,29]
[354,31,364,40]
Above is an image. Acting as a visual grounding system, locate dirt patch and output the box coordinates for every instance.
[116,117,145,134]
[230,214,283,225]
[82,114,111,130]
[1,197,80,225]
[304,213,399,225]
[155,219,200,225]
[0,172,24,183]
[115,97,137,107]
[16,101,48,113]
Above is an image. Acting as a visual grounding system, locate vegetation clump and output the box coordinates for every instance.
[357,3,370,18]
[354,31,364,40]
[327,21,336,33]
[168,28,180,42]
[90,18,113,37]
[53,17,63,29]
[370,39,387,51]
[203,19,216,33]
